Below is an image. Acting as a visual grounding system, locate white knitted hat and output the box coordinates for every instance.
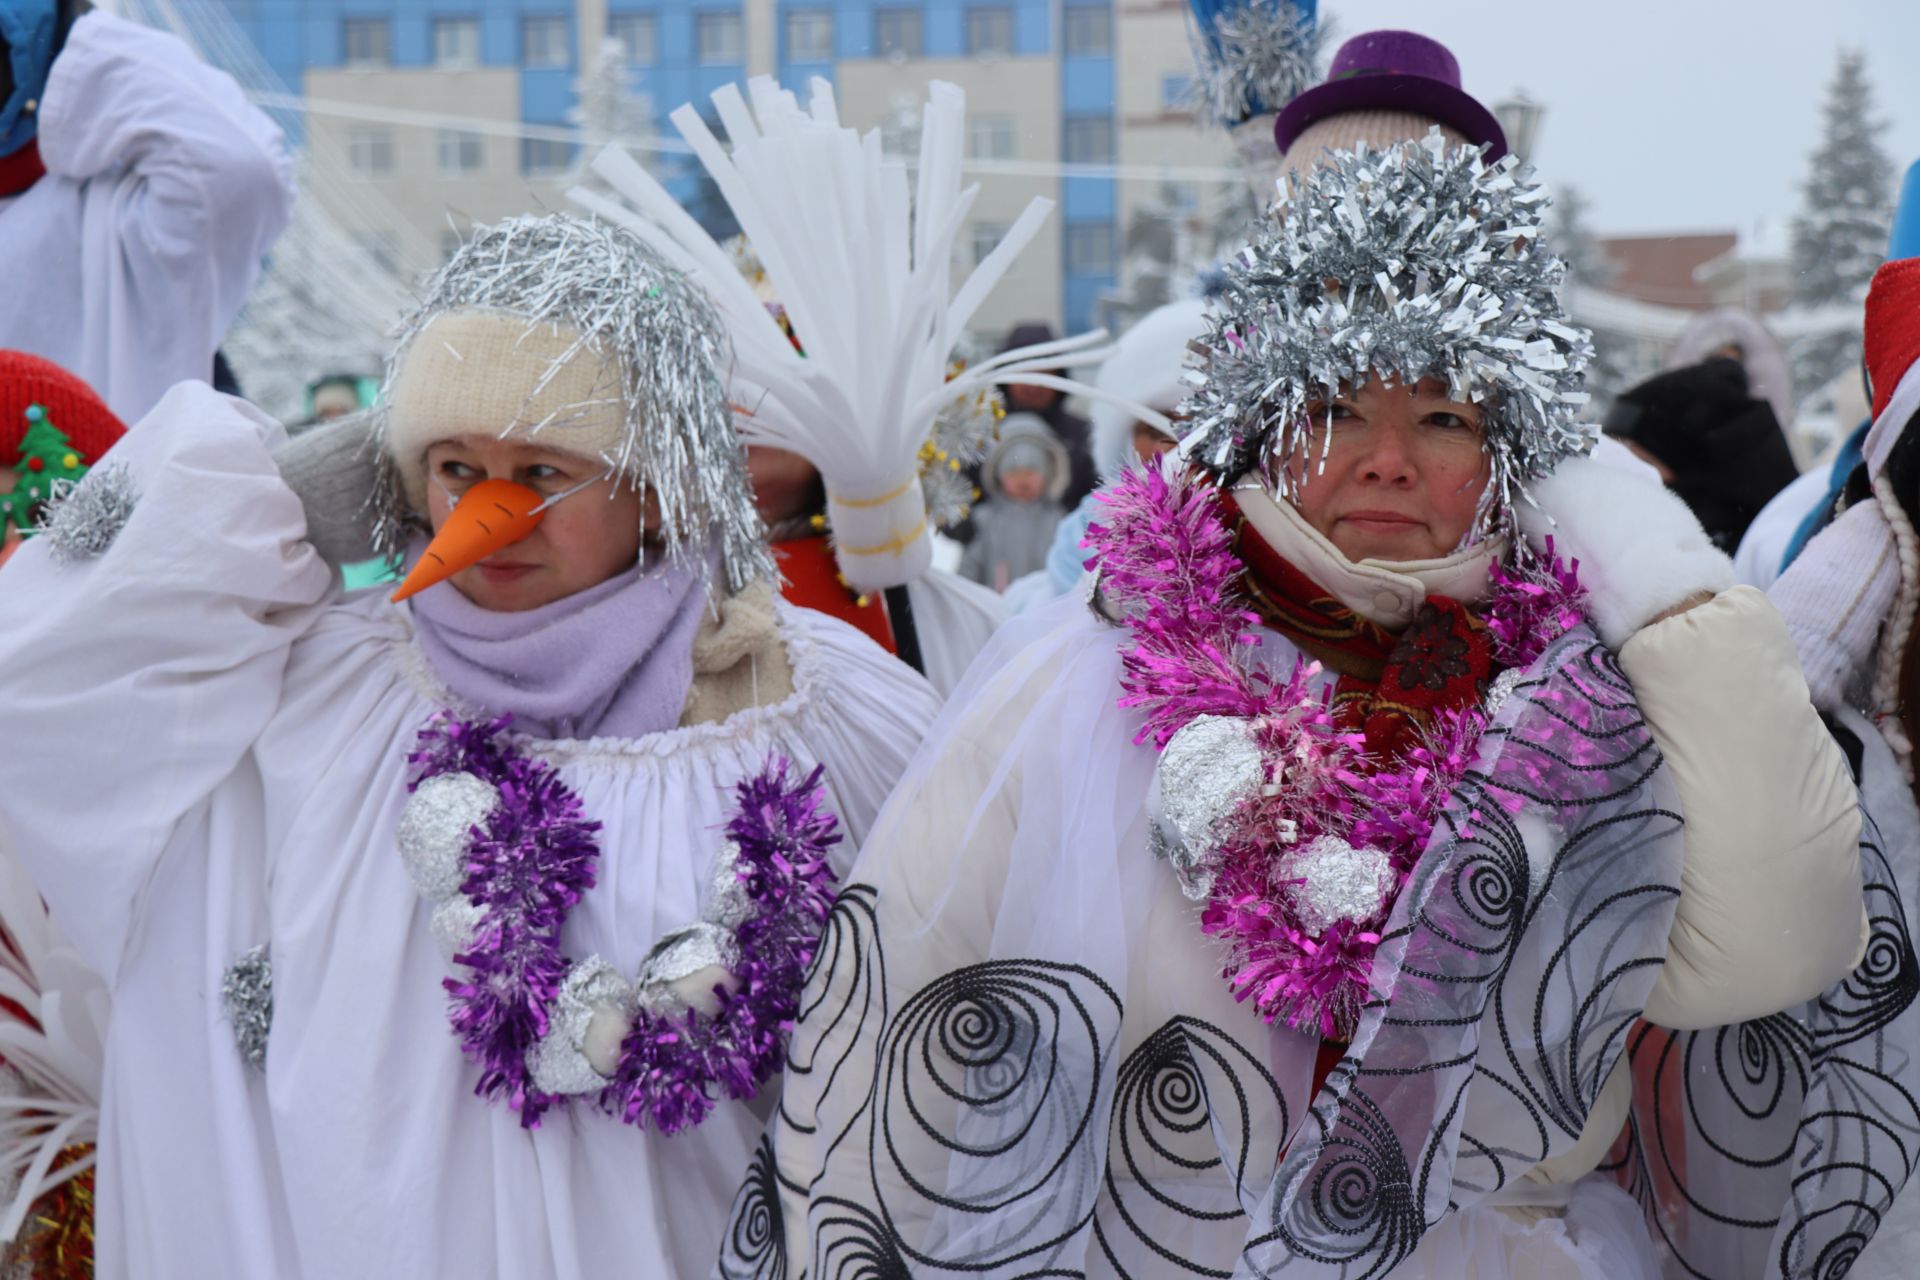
[385,310,627,517]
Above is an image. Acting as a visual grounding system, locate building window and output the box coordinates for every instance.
[785,9,833,62]
[354,231,400,274]
[342,18,391,68]
[1062,114,1114,165]
[1062,3,1112,57]
[523,16,571,68]
[968,222,1007,267]
[1066,223,1116,275]
[347,126,394,175]
[521,136,577,175]
[607,13,658,65]
[966,115,1015,160]
[696,11,744,64]
[965,6,1013,57]
[432,17,480,68]
[437,129,485,175]
[873,8,922,58]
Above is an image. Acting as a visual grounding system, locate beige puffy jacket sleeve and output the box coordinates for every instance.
[1515,457,1866,1188]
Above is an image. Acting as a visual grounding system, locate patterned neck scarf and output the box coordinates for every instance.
[1218,491,1495,762]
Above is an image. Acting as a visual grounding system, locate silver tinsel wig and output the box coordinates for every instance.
[1180,130,1596,536]
[371,213,774,591]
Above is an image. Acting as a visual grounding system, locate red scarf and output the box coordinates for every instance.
[0,142,47,198]
[1218,492,1494,763]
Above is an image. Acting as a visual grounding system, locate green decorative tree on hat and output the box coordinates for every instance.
[3,404,92,535]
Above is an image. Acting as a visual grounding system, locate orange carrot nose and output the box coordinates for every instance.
[391,478,548,603]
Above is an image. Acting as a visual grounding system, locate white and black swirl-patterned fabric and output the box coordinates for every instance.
[1603,705,1920,1280]
[716,600,1917,1278]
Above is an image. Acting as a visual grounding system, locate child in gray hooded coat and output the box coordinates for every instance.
[960,411,1072,592]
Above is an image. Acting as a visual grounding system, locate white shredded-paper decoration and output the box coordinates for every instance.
[1180,131,1596,539]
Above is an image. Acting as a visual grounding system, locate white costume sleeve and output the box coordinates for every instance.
[34,12,295,420]
[0,382,331,978]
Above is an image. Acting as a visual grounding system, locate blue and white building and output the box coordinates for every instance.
[220,0,1232,335]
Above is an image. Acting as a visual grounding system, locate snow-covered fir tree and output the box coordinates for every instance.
[1790,49,1893,307]
[1786,49,1893,413]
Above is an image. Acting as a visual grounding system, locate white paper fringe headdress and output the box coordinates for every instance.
[572,77,1157,593]
[371,213,775,592]
[1181,130,1595,538]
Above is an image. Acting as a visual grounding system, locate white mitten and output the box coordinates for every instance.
[1515,452,1734,649]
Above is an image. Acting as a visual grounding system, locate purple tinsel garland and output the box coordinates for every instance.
[410,715,602,1126]
[1086,466,1586,1037]
[602,758,841,1135]
[409,716,840,1132]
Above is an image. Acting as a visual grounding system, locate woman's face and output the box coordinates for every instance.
[1282,376,1491,562]
[425,435,650,612]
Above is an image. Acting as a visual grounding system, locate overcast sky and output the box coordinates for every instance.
[1333,0,1920,239]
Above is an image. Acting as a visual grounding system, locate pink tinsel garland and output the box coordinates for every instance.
[1086,465,1586,1038]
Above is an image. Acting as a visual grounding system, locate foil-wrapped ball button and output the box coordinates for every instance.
[1278,835,1395,934]
[1157,714,1267,856]
[398,771,499,902]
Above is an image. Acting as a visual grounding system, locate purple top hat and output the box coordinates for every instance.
[1274,30,1506,161]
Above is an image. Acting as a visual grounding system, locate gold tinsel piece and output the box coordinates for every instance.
[5,1144,95,1280]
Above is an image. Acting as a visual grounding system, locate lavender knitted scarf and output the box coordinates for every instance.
[408,551,707,741]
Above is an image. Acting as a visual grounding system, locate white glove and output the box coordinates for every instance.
[1516,452,1734,649]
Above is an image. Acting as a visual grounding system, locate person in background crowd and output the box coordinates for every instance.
[0,0,293,425]
[0,348,121,571]
[304,374,362,425]
[1665,308,1798,451]
[1003,298,1199,612]
[998,321,1097,506]
[1739,157,1920,590]
[960,412,1071,592]
[1602,355,1802,553]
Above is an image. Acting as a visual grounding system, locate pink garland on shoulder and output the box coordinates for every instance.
[1086,464,1586,1038]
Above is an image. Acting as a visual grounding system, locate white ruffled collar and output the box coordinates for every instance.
[1227,481,1507,630]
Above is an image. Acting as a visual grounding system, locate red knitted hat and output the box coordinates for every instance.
[0,350,126,466]
[1866,258,1920,423]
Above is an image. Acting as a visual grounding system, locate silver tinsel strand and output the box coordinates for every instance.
[35,461,137,563]
[527,954,634,1096]
[397,771,498,903]
[372,213,776,593]
[1186,2,1327,128]
[920,387,1002,530]
[222,944,273,1070]
[1278,835,1394,933]
[1482,667,1528,720]
[1180,132,1596,540]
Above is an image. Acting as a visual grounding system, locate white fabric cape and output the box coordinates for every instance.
[0,382,941,1278]
[0,12,294,424]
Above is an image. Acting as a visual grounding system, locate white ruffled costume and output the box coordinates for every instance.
[0,384,941,1278]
